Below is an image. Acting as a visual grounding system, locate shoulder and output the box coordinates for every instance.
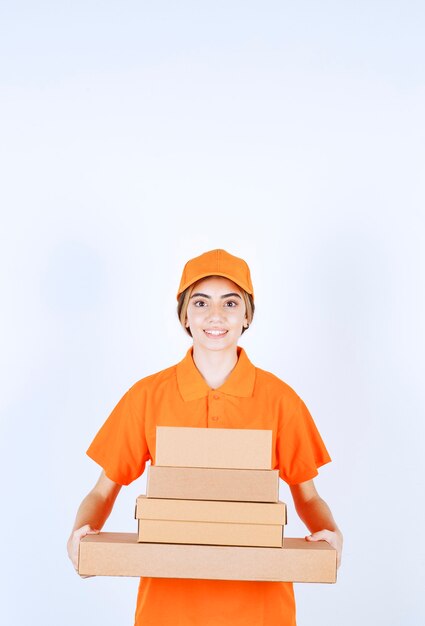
[255,365,301,401]
[254,366,319,436]
[126,362,178,398]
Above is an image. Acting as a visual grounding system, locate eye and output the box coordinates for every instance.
[224,300,238,307]
[193,299,207,307]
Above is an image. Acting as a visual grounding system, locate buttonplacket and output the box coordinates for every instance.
[207,390,221,426]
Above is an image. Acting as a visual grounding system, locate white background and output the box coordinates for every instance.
[1,2,424,625]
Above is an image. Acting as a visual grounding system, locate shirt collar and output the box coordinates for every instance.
[176,345,256,402]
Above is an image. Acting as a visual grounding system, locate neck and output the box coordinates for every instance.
[192,344,240,390]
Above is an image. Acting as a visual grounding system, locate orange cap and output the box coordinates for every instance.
[177,249,254,300]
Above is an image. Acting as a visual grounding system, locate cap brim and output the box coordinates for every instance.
[177,272,253,300]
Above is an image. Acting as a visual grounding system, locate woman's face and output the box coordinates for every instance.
[185,276,248,352]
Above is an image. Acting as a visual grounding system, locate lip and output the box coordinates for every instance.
[204,329,228,338]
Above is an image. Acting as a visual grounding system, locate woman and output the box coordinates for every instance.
[68,248,343,626]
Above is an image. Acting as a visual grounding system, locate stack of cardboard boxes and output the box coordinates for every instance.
[136,426,286,547]
[79,427,337,583]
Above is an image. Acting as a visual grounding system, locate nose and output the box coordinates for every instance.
[206,301,225,322]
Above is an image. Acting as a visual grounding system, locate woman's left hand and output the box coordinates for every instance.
[306,529,343,569]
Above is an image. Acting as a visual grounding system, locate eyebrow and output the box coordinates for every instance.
[190,292,242,300]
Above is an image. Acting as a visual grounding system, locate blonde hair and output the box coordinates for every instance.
[177,277,255,338]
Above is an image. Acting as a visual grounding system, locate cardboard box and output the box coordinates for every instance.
[79,533,337,583]
[146,466,279,502]
[137,519,283,547]
[136,497,286,547]
[155,426,272,470]
[136,496,286,525]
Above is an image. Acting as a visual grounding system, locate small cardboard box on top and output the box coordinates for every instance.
[155,426,272,469]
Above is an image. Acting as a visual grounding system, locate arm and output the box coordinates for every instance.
[67,470,122,573]
[290,479,343,568]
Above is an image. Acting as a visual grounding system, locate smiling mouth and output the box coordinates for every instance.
[204,329,228,337]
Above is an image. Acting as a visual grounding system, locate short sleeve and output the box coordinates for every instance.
[276,394,331,485]
[86,383,151,486]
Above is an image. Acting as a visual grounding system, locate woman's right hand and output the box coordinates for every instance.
[67,471,122,576]
[67,524,100,575]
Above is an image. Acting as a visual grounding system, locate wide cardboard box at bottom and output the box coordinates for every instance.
[79,532,336,583]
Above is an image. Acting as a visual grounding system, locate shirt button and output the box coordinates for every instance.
[211,416,219,421]
[213,394,220,400]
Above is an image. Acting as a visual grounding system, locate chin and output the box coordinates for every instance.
[202,339,238,352]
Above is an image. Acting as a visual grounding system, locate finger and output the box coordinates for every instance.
[69,527,100,572]
[78,525,91,537]
[306,531,339,554]
[74,526,100,542]
[305,530,332,542]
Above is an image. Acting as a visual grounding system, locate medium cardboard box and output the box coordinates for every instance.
[146,466,279,502]
[135,497,286,547]
[137,519,283,547]
[79,532,337,583]
[155,426,272,470]
[135,496,286,525]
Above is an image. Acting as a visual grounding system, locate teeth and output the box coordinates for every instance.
[205,330,227,335]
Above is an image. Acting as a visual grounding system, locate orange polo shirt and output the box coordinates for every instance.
[87,346,331,626]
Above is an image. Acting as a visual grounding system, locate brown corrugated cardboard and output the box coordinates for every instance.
[155,426,272,469]
[137,519,283,547]
[146,466,279,502]
[79,533,337,583]
[136,496,286,525]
